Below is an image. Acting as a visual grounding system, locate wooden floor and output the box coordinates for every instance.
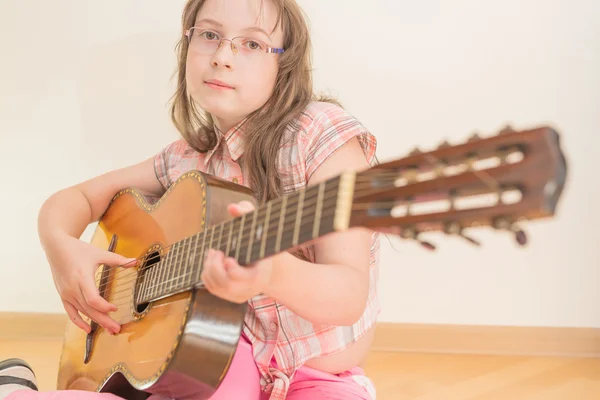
[1,337,599,399]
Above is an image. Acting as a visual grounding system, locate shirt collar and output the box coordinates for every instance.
[204,118,247,165]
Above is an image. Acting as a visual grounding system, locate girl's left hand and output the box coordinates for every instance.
[201,200,274,304]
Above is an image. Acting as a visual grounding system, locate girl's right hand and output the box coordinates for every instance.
[45,233,137,335]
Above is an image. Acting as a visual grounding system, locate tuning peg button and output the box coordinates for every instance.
[419,240,436,251]
[514,229,528,246]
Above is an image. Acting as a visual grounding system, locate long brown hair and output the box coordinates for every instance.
[170,0,339,204]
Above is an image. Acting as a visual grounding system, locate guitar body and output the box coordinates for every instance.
[57,171,256,399]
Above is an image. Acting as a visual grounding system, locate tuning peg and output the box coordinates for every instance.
[444,222,481,246]
[438,140,451,149]
[499,125,514,135]
[400,226,436,251]
[408,147,422,156]
[492,218,528,246]
[460,234,481,246]
[468,133,481,142]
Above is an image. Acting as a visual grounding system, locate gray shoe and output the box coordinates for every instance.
[0,358,38,391]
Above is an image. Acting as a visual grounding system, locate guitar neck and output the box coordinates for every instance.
[136,173,354,305]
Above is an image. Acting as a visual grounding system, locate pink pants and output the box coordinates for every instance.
[7,335,374,400]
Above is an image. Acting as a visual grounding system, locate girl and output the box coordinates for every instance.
[1,0,380,399]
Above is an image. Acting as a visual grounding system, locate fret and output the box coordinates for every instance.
[149,263,158,299]
[296,184,320,246]
[225,220,234,257]
[209,225,215,253]
[159,245,173,296]
[182,236,191,288]
[295,178,339,246]
[187,235,194,286]
[275,196,287,253]
[138,271,147,304]
[144,265,152,302]
[175,241,185,291]
[248,205,268,264]
[245,210,258,264]
[196,229,207,284]
[175,240,184,289]
[155,257,164,297]
[260,202,272,259]
[235,213,246,261]
[217,224,224,252]
[145,264,152,300]
[165,248,174,293]
[292,189,305,246]
[264,199,282,257]
[151,265,159,300]
[279,194,301,254]
[190,232,199,286]
[139,271,146,303]
[164,244,173,295]
[313,182,325,239]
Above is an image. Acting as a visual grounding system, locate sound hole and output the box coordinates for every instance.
[134,250,161,314]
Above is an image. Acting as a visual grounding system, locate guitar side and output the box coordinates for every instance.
[57,171,254,399]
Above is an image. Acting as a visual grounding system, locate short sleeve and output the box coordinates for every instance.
[153,139,188,190]
[301,102,377,182]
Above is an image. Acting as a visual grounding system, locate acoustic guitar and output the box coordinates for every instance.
[56,125,567,399]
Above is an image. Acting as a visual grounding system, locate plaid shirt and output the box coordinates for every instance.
[154,101,380,399]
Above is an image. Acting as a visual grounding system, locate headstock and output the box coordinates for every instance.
[350,125,567,249]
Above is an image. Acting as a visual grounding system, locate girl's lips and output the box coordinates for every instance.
[205,79,234,90]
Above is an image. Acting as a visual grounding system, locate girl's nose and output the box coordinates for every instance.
[211,40,236,69]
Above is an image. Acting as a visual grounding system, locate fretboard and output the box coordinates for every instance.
[135,174,348,305]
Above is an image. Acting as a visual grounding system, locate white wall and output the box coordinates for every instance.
[1,0,598,328]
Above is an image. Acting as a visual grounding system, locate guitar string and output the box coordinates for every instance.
[96,159,505,298]
[95,158,507,304]
[107,167,503,309]
[94,170,408,295]
[95,182,340,296]
[106,208,340,308]
[105,202,340,306]
[76,156,510,323]
[94,154,487,283]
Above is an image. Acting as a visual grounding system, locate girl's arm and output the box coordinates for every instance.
[264,137,373,326]
[38,156,165,333]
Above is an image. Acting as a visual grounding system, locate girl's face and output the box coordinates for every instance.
[186,0,284,132]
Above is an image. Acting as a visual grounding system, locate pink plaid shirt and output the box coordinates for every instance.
[154,101,380,399]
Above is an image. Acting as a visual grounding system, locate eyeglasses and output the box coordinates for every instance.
[184,27,285,59]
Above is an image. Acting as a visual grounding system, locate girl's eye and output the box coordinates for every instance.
[200,31,219,40]
[242,39,265,51]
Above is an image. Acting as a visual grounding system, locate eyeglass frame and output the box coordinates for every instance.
[184,27,286,56]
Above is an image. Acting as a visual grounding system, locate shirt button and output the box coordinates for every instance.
[270,322,278,332]
[232,177,239,184]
